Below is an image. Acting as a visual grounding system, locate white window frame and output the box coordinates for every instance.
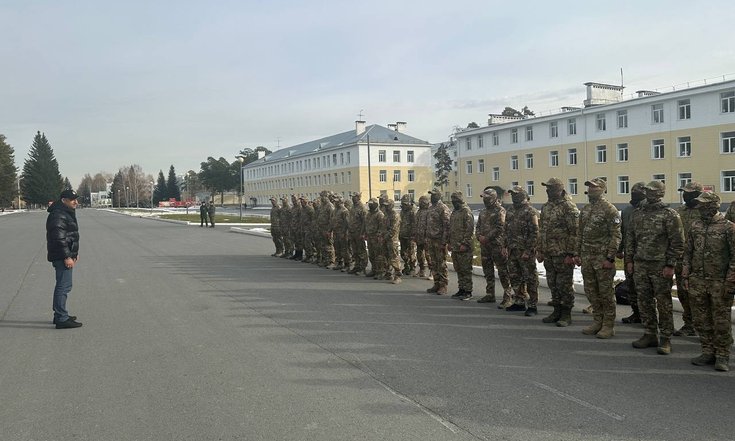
[568,148,577,165]
[617,143,628,162]
[652,104,664,124]
[678,99,691,120]
[511,155,519,170]
[722,170,735,192]
[407,150,414,162]
[652,173,666,186]
[550,122,558,138]
[678,173,692,193]
[511,128,518,143]
[492,167,500,181]
[466,183,473,198]
[617,110,628,128]
[568,118,577,135]
[652,139,665,159]
[378,150,386,162]
[526,126,534,141]
[478,135,484,149]
[393,190,401,201]
[721,91,735,113]
[492,132,499,146]
[618,176,630,195]
[465,138,472,151]
[393,170,401,182]
[596,113,606,131]
[722,131,735,154]
[407,169,415,182]
[596,145,607,163]
[550,150,559,167]
[678,136,692,157]
[526,180,534,197]
[568,178,578,195]
[466,160,473,174]
[393,150,400,162]
[379,170,387,182]
[478,159,485,173]
[525,153,534,169]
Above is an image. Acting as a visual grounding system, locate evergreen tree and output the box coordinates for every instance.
[21,131,63,205]
[199,157,238,204]
[110,171,124,208]
[433,142,453,190]
[76,174,93,204]
[63,177,72,190]
[0,134,18,208]
[153,170,167,204]
[166,165,181,201]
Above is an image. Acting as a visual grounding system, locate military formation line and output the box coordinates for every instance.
[266,179,735,373]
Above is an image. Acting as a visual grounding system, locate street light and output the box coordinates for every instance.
[150,181,154,212]
[125,186,129,208]
[16,176,23,210]
[236,156,245,220]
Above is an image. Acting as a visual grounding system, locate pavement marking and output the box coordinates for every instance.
[531,381,625,421]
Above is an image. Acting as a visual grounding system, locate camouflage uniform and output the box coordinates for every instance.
[626,181,684,354]
[505,186,540,314]
[673,181,703,336]
[414,196,433,279]
[538,178,579,325]
[280,198,293,258]
[348,193,368,274]
[269,198,283,256]
[312,199,323,264]
[683,192,735,371]
[426,190,451,295]
[577,178,621,338]
[329,198,350,270]
[381,198,402,283]
[300,199,316,263]
[725,201,735,223]
[316,192,335,267]
[476,187,512,306]
[399,195,417,275]
[618,182,646,324]
[449,192,475,299]
[290,195,303,260]
[365,198,385,278]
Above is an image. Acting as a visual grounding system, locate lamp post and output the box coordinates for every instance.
[150,181,154,212]
[125,186,129,208]
[236,156,245,220]
[16,176,23,210]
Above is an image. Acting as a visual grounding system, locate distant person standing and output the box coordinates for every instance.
[207,201,216,228]
[47,189,82,329]
[200,202,209,227]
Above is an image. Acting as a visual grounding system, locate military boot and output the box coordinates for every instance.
[436,285,448,295]
[524,307,537,317]
[621,311,641,324]
[582,313,603,335]
[391,275,402,285]
[632,333,659,349]
[498,293,513,309]
[506,302,527,312]
[596,317,615,339]
[542,305,561,323]
[657,337,672,355]
[556,306,572,327]
[673,324,696,337]
[451,290,465,299]
[426,284,439,293]
[477,295,496,304]
[715,356,730,372]
[691,353,716,366]
[416,268,425,278]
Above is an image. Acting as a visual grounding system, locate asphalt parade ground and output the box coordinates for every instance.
[1,209,733,441]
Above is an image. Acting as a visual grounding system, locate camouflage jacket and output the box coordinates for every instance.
[399,206,417,239]
[449,204,475,251]
[675,205,701,241]
[505,202,539,251]
[365,209,385,238]
[316,200,334,233]
[617,204,635,254]
[348,203,367,237]
[726,202,735,223]
[290,204,302,235]
[684,214,735,282]
[426,201,451,244]
[329,205,349,235]
[475,202,506,250]
[380,208,400,242]
[414,206,430,242]
[577,197,621,259]
[280,204,292,233]
[301,204,315,233]
[538,195,579,257]
[625,201,684,267]
[270,206,281,231]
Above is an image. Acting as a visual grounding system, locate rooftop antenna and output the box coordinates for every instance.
[357,109,364,120]
[620,68,624,97]
[276,137,281,149]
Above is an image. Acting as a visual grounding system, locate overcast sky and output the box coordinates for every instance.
[2,0,734,186]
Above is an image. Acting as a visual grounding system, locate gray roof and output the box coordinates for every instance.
[243,124,430,169]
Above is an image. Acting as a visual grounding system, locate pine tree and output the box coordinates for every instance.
[0,134,18,208]
[63,177,72,190]
[153,170,167,204]
[21,131,63,205]
[433,142,453,190]
[166,165,181,201]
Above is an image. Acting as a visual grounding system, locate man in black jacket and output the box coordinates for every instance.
[47,189,82,329]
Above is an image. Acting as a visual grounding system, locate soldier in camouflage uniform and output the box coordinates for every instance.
[537,178,579,326]
[381,198,402,284]
[426,189,451,295]
[343,197,354,269]
[504,186,540,315]
[626,181,684,355]
[329,196,350,271]
[348,193,368,275]
[300,197,316,263]
[365,198,385,278]
[575,178,621,338]
[414,195,433,280]
[682,192,735,372]
[280,197,293,258]
[725,201,735,222]
[290,194,303,261]
[312,198,323,264]
[316,191,335,267]
[672,181,703,336]
[399,195,417,276]
[618,182,646,324]
[448,191,475,300]
[269,197,283,257]
[476,187,512,307]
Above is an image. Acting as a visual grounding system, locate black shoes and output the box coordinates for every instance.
[524,307,538,317]
[52,315,77,325]
[55,318,83,329]
[506,303,527,312]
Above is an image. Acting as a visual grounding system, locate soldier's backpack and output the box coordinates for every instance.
[615,279,630,305]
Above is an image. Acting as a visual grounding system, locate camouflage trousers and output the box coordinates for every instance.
[508,248,539,307]
[480,244,511,296]
[303,230,315,261]
[334,231,350,266]
[291,229,303,250]
[282,227,294,255]
[385,238,401,275]
[399,238,416,273]
[428,241,448,288]
[367,237,385,275]
[633,260,674,337]
[271,228,283,255]
[319,233,335,266]
[674,264,694,327]
[545,255,576,307]
[451,248,473,292]
[581,257,616,322]
[624,269,638,310]
[349,234,368,272]
[689,277,734,357]
[416,240,431,271]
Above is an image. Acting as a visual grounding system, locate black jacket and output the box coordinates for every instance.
[46,200,80,262]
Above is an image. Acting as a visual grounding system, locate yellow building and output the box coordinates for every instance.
[242,121,434,205]
[454,79,735,206]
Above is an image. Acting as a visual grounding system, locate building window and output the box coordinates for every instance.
[596,113,606,131]
[347,171,351,183]
[568,178,578,195]
[525,153,534,169]
[568,148,577,165]
[596,145,607,163]
[466,138,472,151]
[466,161,473,174]
[550,122,558,138]
[393,170,401,182]
[511,128,518,143]
[378,150,386,162]
[526,126,534,141]
[478,135,484,148]
[652,173,666,185]
[393,150,400,162]
[511,155,519,170]
[408,169,415,182]
[723,170,735,192]
[340,172,344,184]
[722,131,735,153]
[678,172,692,193]
[407,150,414,163]
[379,170,387,182]
[526,181,534,196]
[617,110,628,128]
[492,167,500,181]
[678,99,691,120]
[394,190,401,201]
[347,152,351,164]
[617,143,628,162]
[618,176,630,194]
[492,132,499,146]
[466,183,473,198]
[652,139,665,159]
[568,118,577,135]
[652,104,664,124]
[678,136,692,157]
[380,190,387,199]
[550,150,559,167]
[478,159,485,173]
[722,91,735,113]
[340,153,344,165]
[511,181,519,188]
[407,189,415,201]
[334,173,338,184]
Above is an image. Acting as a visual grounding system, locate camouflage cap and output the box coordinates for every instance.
[319,190,329,197]
[450,191,464,201]
[400,194,411,203]
[542,177,563,188]
[482,187,497,197]
[584,178,607,190]
[428,189,442,195]
[379,196,391,205]
[678,181,703,193]
[507,186,527,195]
[645,180,665,192]
[631,182,647,194]
[269,196,277,201]
[694,191,721,206]
[367,197,379,204]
